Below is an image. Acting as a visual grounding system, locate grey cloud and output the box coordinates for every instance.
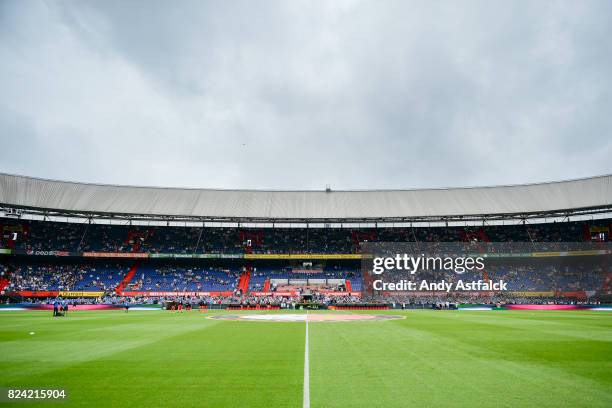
[0,0,611,190]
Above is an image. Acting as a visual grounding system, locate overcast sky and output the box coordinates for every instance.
[0,0,611,190]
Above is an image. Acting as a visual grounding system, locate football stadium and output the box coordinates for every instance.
[0,173,611,407]
[2,1,612,407]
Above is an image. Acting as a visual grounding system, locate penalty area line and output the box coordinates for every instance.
[303,311,310,408]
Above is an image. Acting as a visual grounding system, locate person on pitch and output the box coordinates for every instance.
[53,298,59,317]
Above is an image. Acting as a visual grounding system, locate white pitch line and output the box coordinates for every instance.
[303,311,310,408]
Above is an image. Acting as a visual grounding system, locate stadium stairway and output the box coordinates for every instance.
[115,263,140,295]
[0,277,9,292]
[603,273,612,294]
[263,278,270,292]
[345,279,352,292]
[237,268,252,294]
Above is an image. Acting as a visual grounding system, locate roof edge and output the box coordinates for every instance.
[1,172,610,194]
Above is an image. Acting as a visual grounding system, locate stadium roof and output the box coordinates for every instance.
[0,173,611,223]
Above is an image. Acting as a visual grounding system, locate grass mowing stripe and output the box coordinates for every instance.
[304,312,310,408]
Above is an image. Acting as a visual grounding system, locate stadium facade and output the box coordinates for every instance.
[1,173,611,307]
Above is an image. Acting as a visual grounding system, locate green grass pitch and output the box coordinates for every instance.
[0,310,610,407]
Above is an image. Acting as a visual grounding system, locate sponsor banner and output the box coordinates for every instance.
[589,306,612,311]
[34,304,121,311]
[11,249,74,257]
[292,269,324,274]
[531,251,563,258]
[0,303,119,310]
[150,253,186,259]
[149,253,195,259]
[130,304,163,308]
[0,248,11,255]
[120,291,142,296]
[0,304,26,309]
[14,291,59,297]
[505,304,580,310]
[251,291,361,297]
[27,250,72,257]
[380,291,497,297]
[126,304,163,310]
[250,292,272,296]
[531,250,611,257]
[251,291,296,297]
[82,252,149,258]
[320,291,361,296]
[1,225,26,232]
[244,253,362,260]
[589,226,609,233]
[129,306,162,311]
[148,291,210,297]
[458,304,495,311]
[58,291,104,298]
[460,304,612,311]
[149,253,242,259]
[120,291,233,297]
[194,254,242,259]
[471,252,533,258]
[13,290,230,298]
[13,291,101,298]
[508,291,555,297]
[245,254,290,260]
[558,291,587,298]
[471,250,612,258]
[568,249,611,256]
[148,253,168,258]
